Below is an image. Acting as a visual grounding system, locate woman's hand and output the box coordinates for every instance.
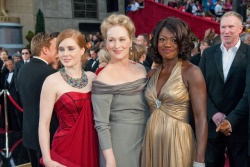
[106,160,116,167]
[103,148,116,167]
[44,159,66,167]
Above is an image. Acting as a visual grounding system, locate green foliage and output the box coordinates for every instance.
[190,32,199,42]
[25,30,35,49]
[35,9,45,34]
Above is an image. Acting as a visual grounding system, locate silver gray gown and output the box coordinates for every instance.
[92,78,149,167]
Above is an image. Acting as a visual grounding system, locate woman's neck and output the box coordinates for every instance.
[162,58,179,71]
[65,65,82,78]
[109,58,130,69]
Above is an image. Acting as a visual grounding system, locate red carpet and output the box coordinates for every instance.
[225,155,230,167]
[128,0,220,40]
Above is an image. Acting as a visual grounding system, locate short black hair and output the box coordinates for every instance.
[90,46,100,54]
[151,17,194,64]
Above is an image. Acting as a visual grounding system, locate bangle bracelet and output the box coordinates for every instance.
[193,161,205,167]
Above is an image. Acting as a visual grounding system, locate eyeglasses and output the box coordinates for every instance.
[22,52,29,55]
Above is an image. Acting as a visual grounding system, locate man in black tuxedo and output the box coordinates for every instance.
[84,49,94,71]
[14,48,31,106]
[199,11,250,167]
[90,46,100,72]
[17,33,59,167]
[1,59,22,131]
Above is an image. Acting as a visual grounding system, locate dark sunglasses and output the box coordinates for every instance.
[22,52,29,55]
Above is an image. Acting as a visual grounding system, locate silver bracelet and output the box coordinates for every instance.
[193,161,205,167]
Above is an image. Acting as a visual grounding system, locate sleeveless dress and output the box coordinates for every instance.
[141,60,196,167]
[92,78,149,167]
[42,92,99,167]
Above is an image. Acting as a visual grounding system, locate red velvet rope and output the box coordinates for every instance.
[6,91,23,112]
[10,138,23,153]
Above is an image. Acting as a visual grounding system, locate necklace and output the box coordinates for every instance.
[60,67,88,89]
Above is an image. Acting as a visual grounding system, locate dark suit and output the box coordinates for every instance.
[84,58,94,71]
[190,53,201,66]
[91,59,99,72]
[4,71,22,131]
[145,51,153,68]
[227,66,250,157]
[0,60,9,90]
[199,42,250,167]
[0,71,22,131]
[17,58,58,167]
[14,59,25,93]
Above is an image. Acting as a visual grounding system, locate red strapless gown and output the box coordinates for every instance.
[41,92,99,167]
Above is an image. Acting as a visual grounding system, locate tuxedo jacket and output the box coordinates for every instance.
[91,59,99,72]
[199,42,250,141]
[14,59,29,92]
[3,71,22,131]
[227,65,250,154]
[17,58,58,150]
[190,53,201,66]
[84,58,94,71]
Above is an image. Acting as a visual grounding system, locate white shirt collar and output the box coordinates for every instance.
[33,56,48,65]
[23,59,30,63]
[220,39,241,52]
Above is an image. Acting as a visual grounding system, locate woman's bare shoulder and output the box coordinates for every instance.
[85,71,97,83]
[147,68,158,78]
[182,61,204,82]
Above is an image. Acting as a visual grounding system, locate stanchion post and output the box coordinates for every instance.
[4,89,9,158]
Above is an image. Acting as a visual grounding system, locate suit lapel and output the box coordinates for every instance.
[225,43,246,83]
[214,46,224,81]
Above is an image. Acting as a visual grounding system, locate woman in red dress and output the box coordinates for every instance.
[38,29,99,167]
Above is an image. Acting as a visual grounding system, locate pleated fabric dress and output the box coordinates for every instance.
[92,78,149,167]
[141,60,196,167]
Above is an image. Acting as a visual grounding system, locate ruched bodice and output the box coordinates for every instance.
[92,78,149,167]
[145,60,191,123]
[141,60,196,167]
[50,92,99,167]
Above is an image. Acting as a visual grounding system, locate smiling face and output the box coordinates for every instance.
[157,27,179,61]
[58,37,85,68]
[220,15,243,47]
[106,25,132,61]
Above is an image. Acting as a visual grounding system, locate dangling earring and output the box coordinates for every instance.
[130,47,133,57]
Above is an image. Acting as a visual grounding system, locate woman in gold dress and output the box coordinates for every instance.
[141,17,208,167]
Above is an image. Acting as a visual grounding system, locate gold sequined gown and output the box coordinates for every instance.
[141,60,196,167]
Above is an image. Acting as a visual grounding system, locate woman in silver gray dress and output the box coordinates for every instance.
[92,14,149,167]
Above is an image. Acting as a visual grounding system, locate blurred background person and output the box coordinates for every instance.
[95,49,110,75]
[190,38,212,66]
[240,32,250,45]
[12,53,22,63]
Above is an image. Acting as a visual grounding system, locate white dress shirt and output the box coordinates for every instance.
[221,40,241,82]
[23,59,30,64]
[7,72,13,84]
